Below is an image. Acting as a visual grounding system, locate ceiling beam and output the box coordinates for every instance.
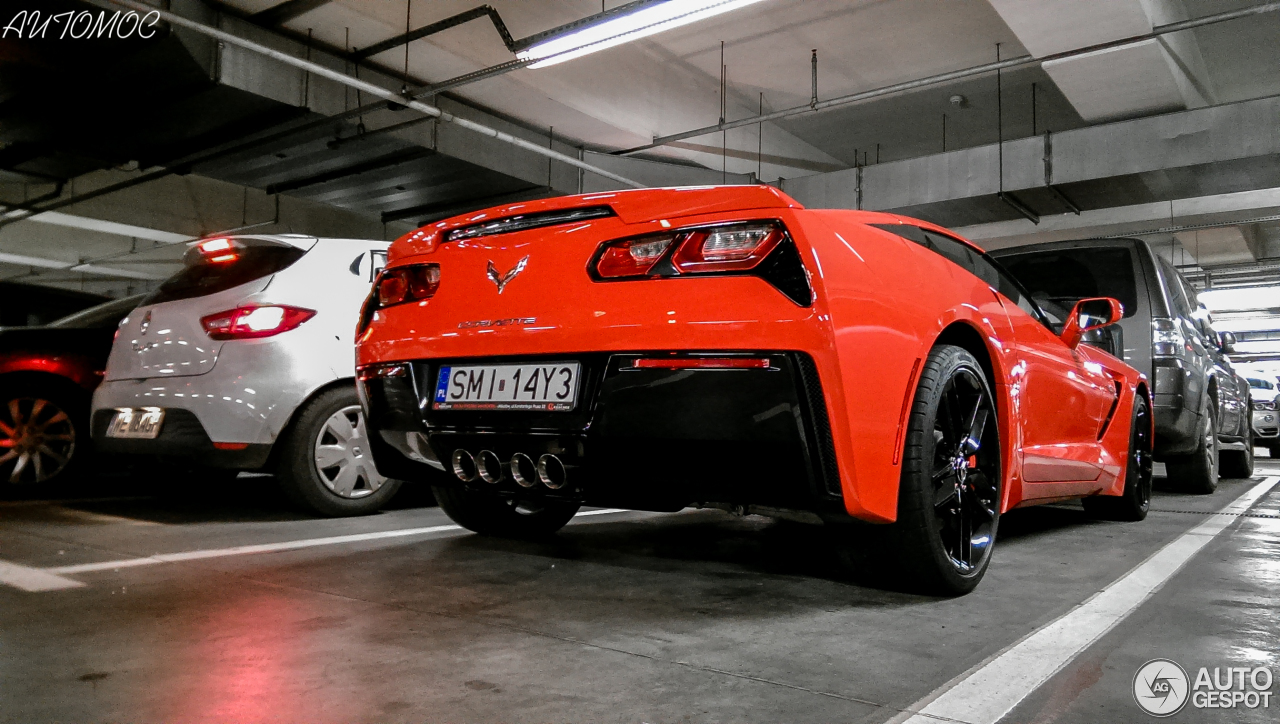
[252,0,333,26]
[264,148,436,195]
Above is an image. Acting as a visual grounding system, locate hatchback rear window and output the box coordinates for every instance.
[995,247,1139,322]
[144,239,306,305]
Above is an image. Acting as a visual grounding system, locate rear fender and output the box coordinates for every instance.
[0,355,100,391]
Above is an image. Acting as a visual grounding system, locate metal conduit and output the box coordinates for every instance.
[614,1,1280,155]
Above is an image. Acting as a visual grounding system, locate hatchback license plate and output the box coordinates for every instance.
[106,407,165,439]
[433,363,580,411]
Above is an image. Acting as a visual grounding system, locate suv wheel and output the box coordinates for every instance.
[1219,424,1255,479]
[276,386,402,516]
[1083,392,1153,521]
[1166,403,1218,494]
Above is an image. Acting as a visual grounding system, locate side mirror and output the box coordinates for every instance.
[1062,297,1123,349]
[1219,331,1237,353]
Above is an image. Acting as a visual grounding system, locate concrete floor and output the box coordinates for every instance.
[1,461,1278,723]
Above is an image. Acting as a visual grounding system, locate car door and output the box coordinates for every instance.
[980,256,1118,490]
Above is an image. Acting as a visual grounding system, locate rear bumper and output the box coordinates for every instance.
[91,408,272,469]
[1152,358,1201,457]
[360,351,846,517]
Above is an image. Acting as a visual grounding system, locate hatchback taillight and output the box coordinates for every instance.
[201,305,316,340]
[377,264,440,307]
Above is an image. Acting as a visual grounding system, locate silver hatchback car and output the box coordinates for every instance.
[92,234,395,516]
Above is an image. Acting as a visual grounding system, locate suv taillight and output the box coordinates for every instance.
[590,221,809,305]
[377,264,440,307]
[1151,317,1186,357]
[201,305,316,340]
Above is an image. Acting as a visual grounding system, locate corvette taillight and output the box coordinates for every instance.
[672,224,782,272]
[595,234,676,278]
[589,221,810,305]
[377,264,440,307]
[201,305,316,340]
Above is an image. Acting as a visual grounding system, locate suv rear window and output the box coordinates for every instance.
[995,247,1139,322]
[144,239,306,305]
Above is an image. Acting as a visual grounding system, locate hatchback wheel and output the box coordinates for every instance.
[276,386,401,516]
[0,382,85,486]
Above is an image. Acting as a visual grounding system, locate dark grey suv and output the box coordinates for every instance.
[991,238,1253,492]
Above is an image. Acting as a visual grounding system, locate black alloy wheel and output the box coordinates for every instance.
[1084,392,1153,521]
[886,344,1002,595]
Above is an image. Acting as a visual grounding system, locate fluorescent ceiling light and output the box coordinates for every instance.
[518,0,769,69]
[1199,285,1280,313]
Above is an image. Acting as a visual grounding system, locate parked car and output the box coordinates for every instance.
[1245,376,1280,456]
[92,235,395,516]
[0,295,143,485]
[992,238,1253,491]
[0,281,109,328]
[355,186,1151,595]
[1204,326,1255,473]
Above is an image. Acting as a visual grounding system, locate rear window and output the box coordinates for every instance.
[144,239,306,305]
[995,247,1139,322]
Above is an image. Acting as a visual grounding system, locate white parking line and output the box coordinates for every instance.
[0,560,86,592]
[0,508,629,591]
[895,476,1280,724]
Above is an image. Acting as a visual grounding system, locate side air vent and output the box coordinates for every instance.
[794,353,842,499]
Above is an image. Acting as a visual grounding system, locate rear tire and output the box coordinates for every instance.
[1219,425,1254,479]
[276,386,402,517]
[1083,392,1153,521]
[0,379,88,487]
[1165,403,1218,494]
[861,344,1001,596]
[432,485,579,539]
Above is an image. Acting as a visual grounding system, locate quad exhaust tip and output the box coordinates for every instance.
[477,450,504,484]
[451,449,478,482]
[510,452,537,488]
[537,454,567,490]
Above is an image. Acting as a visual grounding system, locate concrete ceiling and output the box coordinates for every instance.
[2,0,1280,303]
[219,0,1279,179]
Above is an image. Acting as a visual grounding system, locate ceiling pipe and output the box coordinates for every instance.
[614,1,1280,156]
[101,0,644,190]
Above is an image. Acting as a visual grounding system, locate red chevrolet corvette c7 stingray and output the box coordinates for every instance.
[355,186,1151,594]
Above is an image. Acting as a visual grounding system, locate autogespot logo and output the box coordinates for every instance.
[1134,659,1275,716]
[1134,659,1190,717]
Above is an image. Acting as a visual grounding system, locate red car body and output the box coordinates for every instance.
[356,186,1150,591]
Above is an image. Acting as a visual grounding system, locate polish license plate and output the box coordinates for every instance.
[106,407,165,439]
[433,363,580,411]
